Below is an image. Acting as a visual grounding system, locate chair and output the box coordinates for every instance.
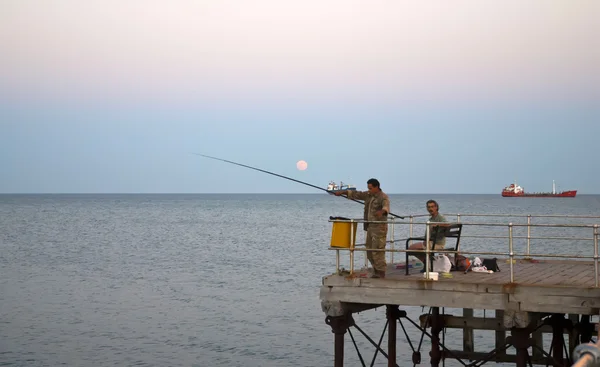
[405,223,463,275]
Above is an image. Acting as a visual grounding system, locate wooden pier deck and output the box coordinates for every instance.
[320,259,600,366]
[321,259,600,316]
[320,215,600,366]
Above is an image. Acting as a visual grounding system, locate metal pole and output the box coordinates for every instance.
[526,215,531,259]
[513,328,530,367]
[430,307,443,366]
[594,224,599,288]
[387,306,397,367]
[409,216,414,238]
[457,214,461,223]
[326,316,349,367]
[364,219,368,269]
[509,223,514,283]
[550,314,564,364]
[335,331,344,367]
[336,249,340,275]
[425,220,431,277]
[390,219,395,264]
[350,219,355,275]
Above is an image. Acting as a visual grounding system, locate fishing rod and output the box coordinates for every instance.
[192,153,405,219]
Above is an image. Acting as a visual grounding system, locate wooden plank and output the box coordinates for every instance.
[510,294,600,309]
[341,302,382,314]
[559,267,597,286]
[323,274,600,297]
[445,315,503,331]
[528,266,566,284]
[520,264,554,283]
[320,286,513,311]
[323,275,509,294]
[443,350,567,366]
[320,284,599,314]
[522,264,586,285]
[514,302,598,315]
[442,315,565,334]
[510,294,600,314]
[537,266,587,285]
[321,259,600,315]
[509,285,600,298]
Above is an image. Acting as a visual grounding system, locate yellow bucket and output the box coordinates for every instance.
[330,218,358,248]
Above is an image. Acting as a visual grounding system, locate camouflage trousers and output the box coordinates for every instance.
[366,225,387,273]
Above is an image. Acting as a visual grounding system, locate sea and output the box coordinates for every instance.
[1,193,600,367]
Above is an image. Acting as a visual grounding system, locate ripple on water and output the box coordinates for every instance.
[2,194,600,366]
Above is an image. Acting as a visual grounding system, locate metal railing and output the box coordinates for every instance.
[328,213,600,287]
[406,213,600,259]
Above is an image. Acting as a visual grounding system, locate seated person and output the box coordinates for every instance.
[408,200,449,267]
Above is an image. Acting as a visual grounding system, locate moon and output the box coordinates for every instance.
[296,160,308,171]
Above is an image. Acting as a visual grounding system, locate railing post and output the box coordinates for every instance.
[425,220,431,277]
[390,219,395,264]
[457,214,461,223]
[364,219,368,269]
[350,219,355,275]
[594,224,599,288]
[509,223,514,283]
[334,219,340,274]
[525,215,532,259]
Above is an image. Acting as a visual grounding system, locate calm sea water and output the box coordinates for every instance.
[1,194,600,367]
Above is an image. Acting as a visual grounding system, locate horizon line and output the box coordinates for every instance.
[0,192,594,195]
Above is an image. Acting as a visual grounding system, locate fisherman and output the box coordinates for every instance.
[334,178,390,278]
[407,200,449,270]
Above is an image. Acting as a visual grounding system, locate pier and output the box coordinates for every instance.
[319,213,600,367]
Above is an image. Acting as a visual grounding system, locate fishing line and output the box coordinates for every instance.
[192,153,404,219]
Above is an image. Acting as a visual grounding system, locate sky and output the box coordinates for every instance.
[0,0,599,194]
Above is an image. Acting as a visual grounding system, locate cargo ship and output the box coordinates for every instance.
[502,180,577,197]
[326,181,356,193]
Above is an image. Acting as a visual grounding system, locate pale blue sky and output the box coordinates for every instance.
[1,0,598,194]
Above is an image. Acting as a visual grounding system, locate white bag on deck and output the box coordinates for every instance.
[432,255,452,273]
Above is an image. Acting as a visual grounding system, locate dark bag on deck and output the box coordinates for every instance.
[482,258,500,272]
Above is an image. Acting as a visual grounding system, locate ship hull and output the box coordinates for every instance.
[327,188,357,194]
[502,190,577,198]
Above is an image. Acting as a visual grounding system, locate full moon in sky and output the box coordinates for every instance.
[296,160,308,171]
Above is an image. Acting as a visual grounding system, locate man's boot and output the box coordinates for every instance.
[371,270,386,278]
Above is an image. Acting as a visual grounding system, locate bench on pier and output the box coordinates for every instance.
[404,223,463,275]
